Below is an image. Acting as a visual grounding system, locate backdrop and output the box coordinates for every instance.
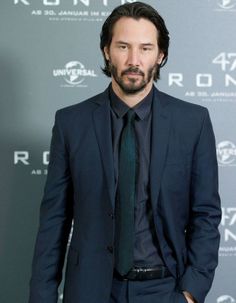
[0,1,235,302]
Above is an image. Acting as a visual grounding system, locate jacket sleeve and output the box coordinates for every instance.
[178,108,222,303]
[29,110,73,303]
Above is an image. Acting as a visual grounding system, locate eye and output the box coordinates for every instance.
[142,47,152,51]
[119,45,127,50]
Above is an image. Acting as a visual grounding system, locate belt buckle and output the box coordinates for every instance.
[120,273,128,281]
[133,267,145,280]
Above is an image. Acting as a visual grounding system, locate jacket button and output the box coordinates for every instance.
[108,213,114,219]
[107,245,113,254]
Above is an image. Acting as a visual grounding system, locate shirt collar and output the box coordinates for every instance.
[109,84,153,120]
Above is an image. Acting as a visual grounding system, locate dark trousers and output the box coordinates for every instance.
[110,275,187,303]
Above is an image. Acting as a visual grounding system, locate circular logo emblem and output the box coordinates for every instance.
[217,295,235,303]
[218,0,236,9]
[217,141,236,165]
[64,61,86,85]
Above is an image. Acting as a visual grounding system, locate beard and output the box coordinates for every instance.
[109,62,157,95]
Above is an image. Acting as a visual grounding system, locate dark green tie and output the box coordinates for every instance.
[115,108,137,276]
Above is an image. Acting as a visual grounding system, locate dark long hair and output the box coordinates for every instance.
[100,1,170,81]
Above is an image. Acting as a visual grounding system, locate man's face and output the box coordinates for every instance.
[104,17,164,95]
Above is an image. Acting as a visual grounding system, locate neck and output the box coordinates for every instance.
[111,79,153,108]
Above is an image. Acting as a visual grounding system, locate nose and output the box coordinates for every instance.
[127,48,140,66]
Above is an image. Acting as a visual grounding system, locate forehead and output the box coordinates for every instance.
[111,17,158,44]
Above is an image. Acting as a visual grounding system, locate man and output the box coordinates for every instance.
[29,2,221,303]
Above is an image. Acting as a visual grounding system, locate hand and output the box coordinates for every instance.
[182,291,196,303]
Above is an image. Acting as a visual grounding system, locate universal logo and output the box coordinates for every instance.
[217,295,236,303]
[53,61,97,87]
[217,141,236,166]
[217,0,236,11]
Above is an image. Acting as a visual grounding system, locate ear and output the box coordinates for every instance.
[104,46,110,61]
[157,52,164,65]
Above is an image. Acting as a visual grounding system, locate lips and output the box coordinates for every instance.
[126,72,141,76]
[123,71,143,76]
[122,68,144,77]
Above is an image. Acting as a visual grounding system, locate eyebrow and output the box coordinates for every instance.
[115,41,155,47]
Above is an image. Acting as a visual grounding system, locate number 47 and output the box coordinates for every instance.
[212,52,236,71]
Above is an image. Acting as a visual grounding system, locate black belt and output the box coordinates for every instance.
[113,266,172,281]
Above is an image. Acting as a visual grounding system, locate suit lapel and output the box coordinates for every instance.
[150,87,171,212]
[92,88,116,210]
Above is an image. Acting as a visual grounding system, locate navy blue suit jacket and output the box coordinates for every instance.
[29,86,221,303]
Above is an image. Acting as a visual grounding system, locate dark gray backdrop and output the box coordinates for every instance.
[0,1,236,302]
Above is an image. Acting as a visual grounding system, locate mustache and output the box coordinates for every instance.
[121,67,145,76]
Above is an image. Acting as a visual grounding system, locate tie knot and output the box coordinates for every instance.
[126,109,136,124]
